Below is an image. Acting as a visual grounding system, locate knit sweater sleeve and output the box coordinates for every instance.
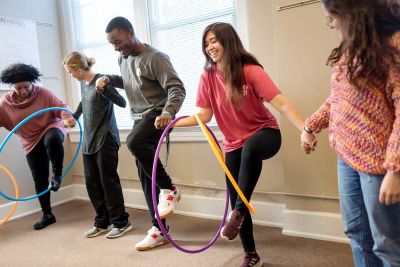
[305,96,332,132]
[383,44,400,171]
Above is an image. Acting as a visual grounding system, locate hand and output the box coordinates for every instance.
[300,130,317,154]
[62,117,76,128]
[379,171,400,205]
[154,113,172,130]
[95,76,109,93]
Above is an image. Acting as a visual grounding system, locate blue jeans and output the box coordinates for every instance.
[338,158,400,267]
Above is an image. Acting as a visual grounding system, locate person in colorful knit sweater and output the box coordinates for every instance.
[0,63,75,230]
[301,1,400,266]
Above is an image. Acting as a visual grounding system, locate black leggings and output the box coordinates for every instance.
[225,128,281,252]
[26,128,64,214]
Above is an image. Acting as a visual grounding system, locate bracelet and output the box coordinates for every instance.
[304,126,313,134]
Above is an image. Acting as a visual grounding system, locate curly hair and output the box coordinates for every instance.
[0,63,41,84]
[322,0,400,87]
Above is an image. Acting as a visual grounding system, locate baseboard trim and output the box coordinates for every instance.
[282,209,348,243]
[1,184,348,244]
[73,184,284,227]
[0,185,76,222]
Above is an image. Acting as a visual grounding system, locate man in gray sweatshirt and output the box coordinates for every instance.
[98,16,186,251]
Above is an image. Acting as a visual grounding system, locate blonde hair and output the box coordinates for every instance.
[62,51,95,71]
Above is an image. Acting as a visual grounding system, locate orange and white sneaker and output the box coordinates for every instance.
[135,226,169,251]
[158,185,181,219]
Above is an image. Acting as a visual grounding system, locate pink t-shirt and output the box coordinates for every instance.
[0,85,70,154]
[196,64,281,152]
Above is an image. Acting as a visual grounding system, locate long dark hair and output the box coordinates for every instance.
[322,0,400,87]
[202,22,262,106]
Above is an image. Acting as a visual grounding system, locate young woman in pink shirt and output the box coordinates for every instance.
[301,1,400,266]
[174,23,308,267]
[0,63,75,230]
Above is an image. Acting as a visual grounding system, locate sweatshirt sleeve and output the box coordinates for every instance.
[0,107,4,128]
[152,53,186,117]
[106,74,124,89]
[73,101,83,120]
[42,88,73,119]
[101,85,126,108]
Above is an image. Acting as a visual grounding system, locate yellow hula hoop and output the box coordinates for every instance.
[0,164,19,227]
[194,114,255,214]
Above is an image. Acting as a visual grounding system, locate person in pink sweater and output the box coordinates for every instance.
[301,1,400,266]
[0,63,75,230]
[174,23,308,267]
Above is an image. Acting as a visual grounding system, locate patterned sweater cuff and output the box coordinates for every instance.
[383,161,400,172]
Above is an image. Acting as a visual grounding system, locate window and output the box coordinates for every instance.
[147,0,237,119]
[70,0,237,128]
[71,0,135,128]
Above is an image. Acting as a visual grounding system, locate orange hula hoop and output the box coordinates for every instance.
[0,164,19,227]
[194,114,255,214]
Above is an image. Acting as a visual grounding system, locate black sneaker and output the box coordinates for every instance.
[240,252,262,267]
[33,213,56,230]
[50,176,62,192]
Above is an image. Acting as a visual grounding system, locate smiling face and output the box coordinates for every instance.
[12,81,33,99]
[107,28,134,58]
[204,30,224,65]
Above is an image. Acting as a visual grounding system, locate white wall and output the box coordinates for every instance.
[0,0,72,207]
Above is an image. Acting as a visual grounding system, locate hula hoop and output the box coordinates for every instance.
[194,114,255,213]
[0,107,83,201]
[0,164,19,227]
[152,116,229,253]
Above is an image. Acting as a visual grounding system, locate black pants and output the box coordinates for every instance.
[225,128,281,252]
[126,111,172,229]
[83,133,129,228]
[26,128,65,214]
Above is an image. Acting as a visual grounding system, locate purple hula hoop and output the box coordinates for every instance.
[151,116,230,253]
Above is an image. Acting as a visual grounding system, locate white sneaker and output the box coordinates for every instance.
[158,185,181,219]
[135,226,169,251]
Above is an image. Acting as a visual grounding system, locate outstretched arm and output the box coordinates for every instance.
[73,101,83,120]
[171,107,213,128]
[268,94,317,153]
[380,55,400,205]
[268,93,304,132]
[100,86,126,108]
